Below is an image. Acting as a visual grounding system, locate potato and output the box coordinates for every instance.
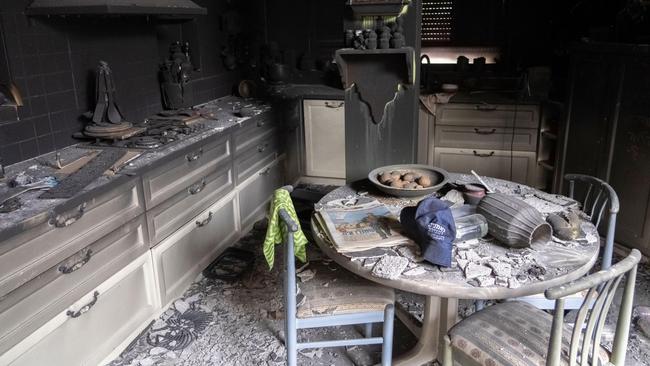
[404,182,418,189]
[402,173,415,182]
[390,179,405,188]
[390,171,401,181]
[379,172,393,184]
[416,185,424,189]
[418,176,432,187]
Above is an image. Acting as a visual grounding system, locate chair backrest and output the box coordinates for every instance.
[565,174,620,269]
[279,206,299,330]
[544,249,641,366]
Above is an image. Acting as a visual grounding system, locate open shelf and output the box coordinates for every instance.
[335,47,415,87]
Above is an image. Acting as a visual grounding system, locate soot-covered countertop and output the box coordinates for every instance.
[0,96,272,239]
[266,83,344,101]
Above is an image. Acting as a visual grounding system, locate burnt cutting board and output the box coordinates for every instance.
[40,149,127,199]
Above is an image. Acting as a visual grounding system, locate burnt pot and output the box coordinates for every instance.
[477,193,552,248]
[268,63,289,83]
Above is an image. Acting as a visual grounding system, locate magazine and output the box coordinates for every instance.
[315,200,413,252]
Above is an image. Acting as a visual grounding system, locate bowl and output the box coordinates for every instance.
[368,164,450,197]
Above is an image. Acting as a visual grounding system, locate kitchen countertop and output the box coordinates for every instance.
[421,91,541,105]
[0,95,272,239]
[266,83,344,101]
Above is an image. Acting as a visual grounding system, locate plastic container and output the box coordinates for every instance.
[454,214,488,242]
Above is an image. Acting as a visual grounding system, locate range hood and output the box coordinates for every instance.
[27,0,207,16]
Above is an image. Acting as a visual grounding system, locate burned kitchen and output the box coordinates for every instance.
[0,1,649,365]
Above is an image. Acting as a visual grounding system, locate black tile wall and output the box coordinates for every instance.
[0,0,242,165]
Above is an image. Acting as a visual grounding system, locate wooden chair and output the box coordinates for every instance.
[278,208,395,366]
[443,249,641,366]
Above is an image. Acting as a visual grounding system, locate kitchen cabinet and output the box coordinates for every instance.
[0,216,148,355]
[302,99,346,180]
[238,159,283,231]
[560,43,650,254]
[142,134,231,210]
[426,101,541,186]
[1,252,158,366]
[0,107,286,364]
[434,147,537,185]
[0,177,145,300]
[146,162,234,245]
[152,193,239,307]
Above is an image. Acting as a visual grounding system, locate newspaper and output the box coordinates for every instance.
[315,200,412,252]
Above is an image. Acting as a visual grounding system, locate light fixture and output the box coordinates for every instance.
[0,82,23,107]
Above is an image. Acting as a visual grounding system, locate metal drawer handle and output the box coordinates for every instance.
[256,120,265,127]
[196,212,213,227]
[188,180,207,195]
[475,104,497,111]
[259,167,271,176]
[474,128,497,135]
[51,203,87,228]
[67,291,99,318]
[473,150,495,158]
[325,101,344,108]
[186,148,203,162]
[257,143,268,153]
[59,249,93,274]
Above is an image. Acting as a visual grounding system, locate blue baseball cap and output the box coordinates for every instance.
[400,197,456,267]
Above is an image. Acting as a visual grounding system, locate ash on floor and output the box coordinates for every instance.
[106,182,650,366]
[107,224,416,366]
[107,221,650,366]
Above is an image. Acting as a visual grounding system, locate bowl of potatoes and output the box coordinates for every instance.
[368,164,449,197]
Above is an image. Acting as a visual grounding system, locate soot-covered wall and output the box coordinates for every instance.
[0,0,243,165]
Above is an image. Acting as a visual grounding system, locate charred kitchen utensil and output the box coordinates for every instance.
[0,177,58,208]
[91,61,125,124]
[471,170,495,193]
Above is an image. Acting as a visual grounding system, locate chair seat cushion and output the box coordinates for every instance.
[448,301,608,366]
[296,260,394,318]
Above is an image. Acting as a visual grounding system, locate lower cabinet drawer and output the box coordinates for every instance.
[153,195,239,307]
[434,125,538,152]
[239,160,283,230]
[434,147,537,185]
[146,163,234,245]
[234,134,280,184]
[2,252,157,366]
[436,103,540,129]
[0,216,149,355]
[0,178,145,300]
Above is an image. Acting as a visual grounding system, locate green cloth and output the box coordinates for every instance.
[263,188,308,269]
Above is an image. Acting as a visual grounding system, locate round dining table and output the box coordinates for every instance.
[310,173,601,366]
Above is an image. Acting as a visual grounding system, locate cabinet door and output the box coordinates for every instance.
[303,100,346,179]
[609,58,650,255]
[562,54,620,180]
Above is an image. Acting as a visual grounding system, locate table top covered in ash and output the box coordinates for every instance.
[311,174,601,300]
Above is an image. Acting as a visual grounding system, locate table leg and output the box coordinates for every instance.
[393,296,458,366]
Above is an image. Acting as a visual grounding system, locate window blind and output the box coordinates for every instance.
[421,0,453,43]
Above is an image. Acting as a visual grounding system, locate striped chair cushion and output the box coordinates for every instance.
[448,301,608,366]
[297,261,394,318]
